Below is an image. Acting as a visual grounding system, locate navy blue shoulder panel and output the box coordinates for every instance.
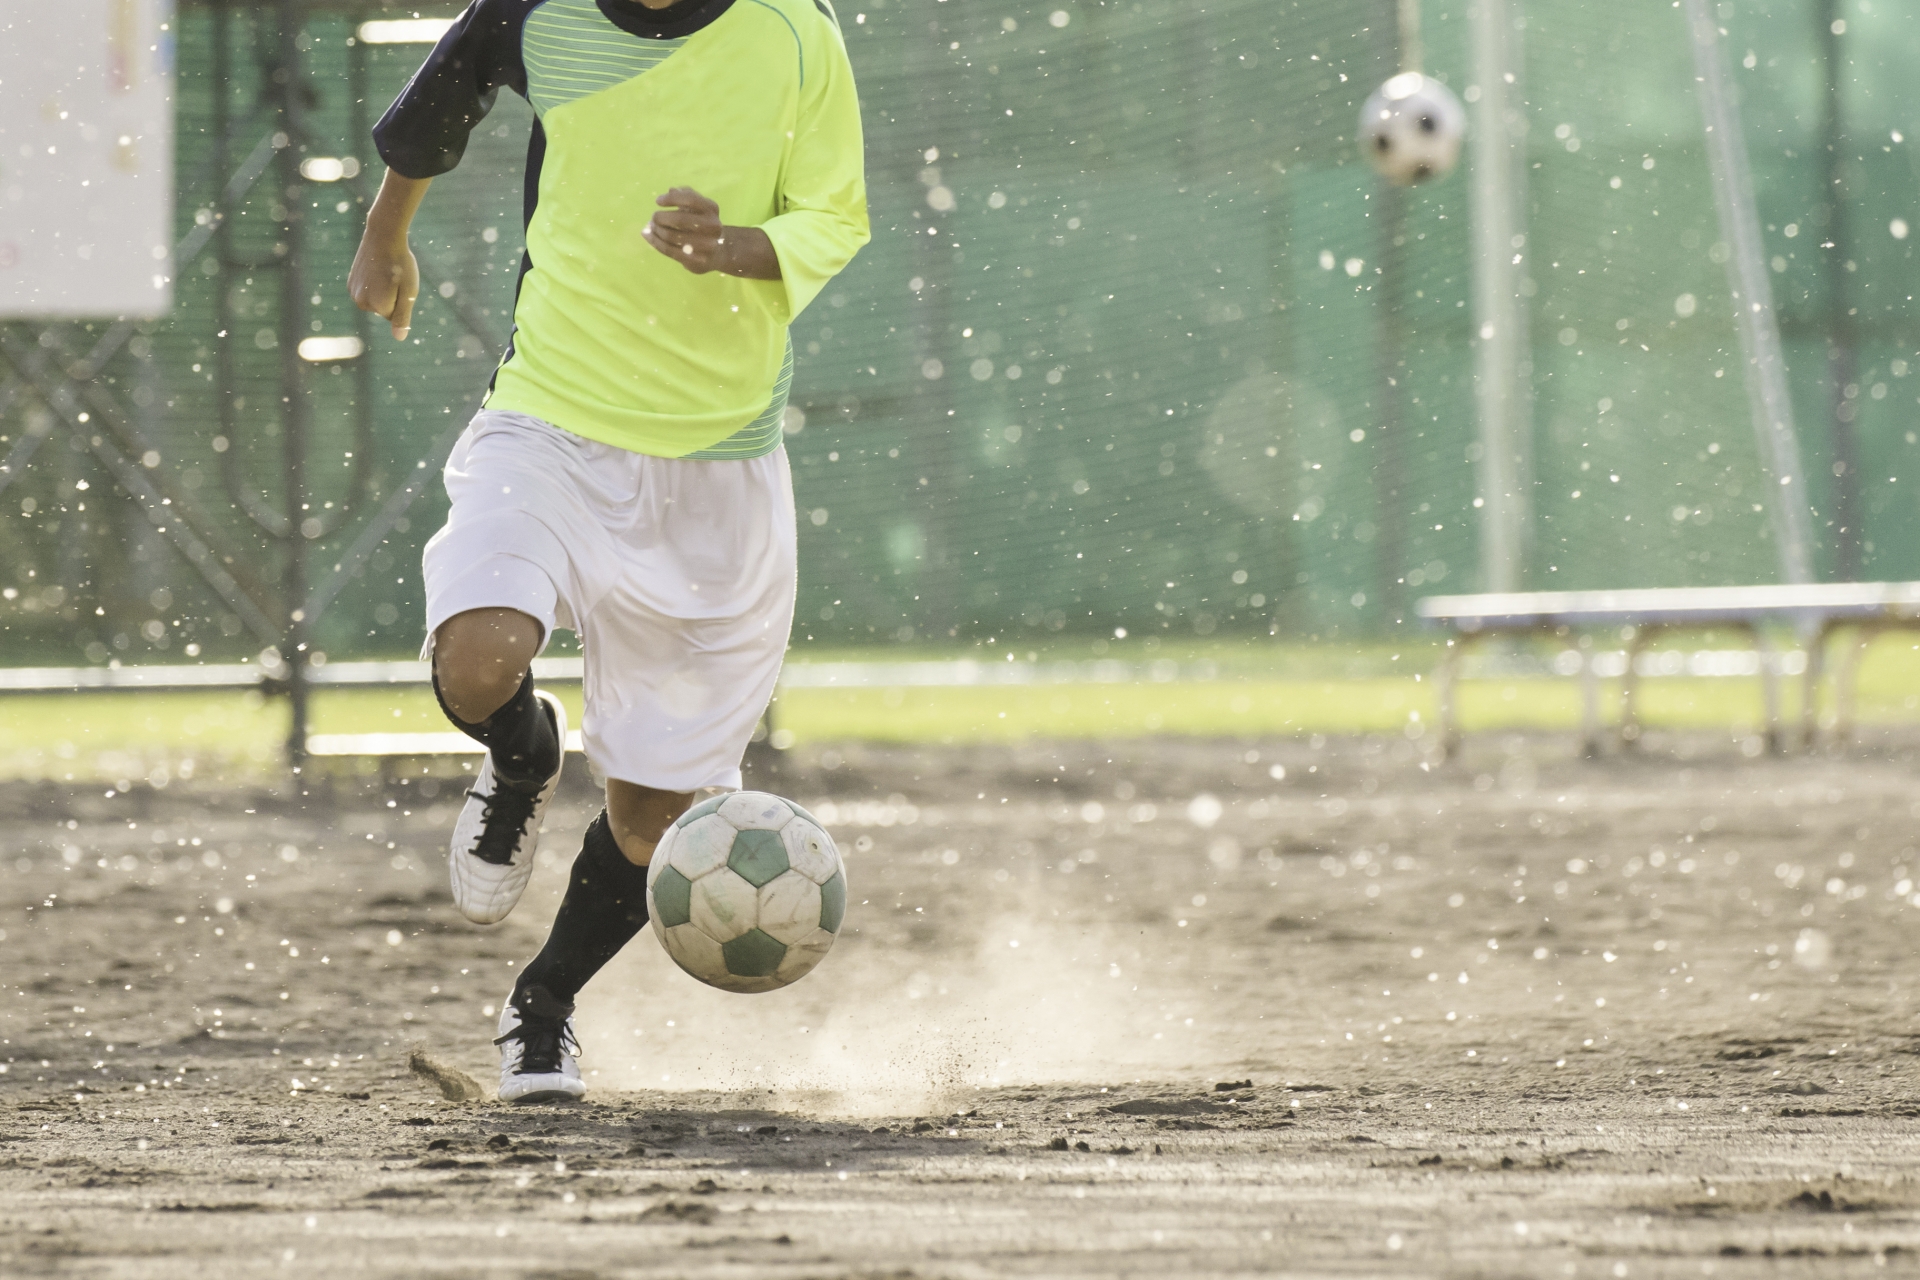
[372,0,543,180]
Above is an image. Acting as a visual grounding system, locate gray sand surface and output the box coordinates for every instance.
[2,734,1917,1276]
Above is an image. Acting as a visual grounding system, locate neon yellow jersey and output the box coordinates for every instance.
[373,0,869,458]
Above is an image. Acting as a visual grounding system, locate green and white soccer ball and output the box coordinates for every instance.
[646,791,847,994]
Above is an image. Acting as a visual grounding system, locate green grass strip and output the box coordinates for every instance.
[3,646,1917,781]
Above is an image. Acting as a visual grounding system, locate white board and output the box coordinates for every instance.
[0,0,176,318]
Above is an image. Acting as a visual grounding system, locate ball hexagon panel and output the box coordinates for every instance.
[773,926,835,985]
[650,863,694,929]
[757,871,823,946]
[718,791,793,831]
[819,869,847,933]
[780,817,838,884]
[667,813,738,880]
[728,827,790,888]
[688,867,758,943]
[673,793,728,830]
[660,921,727,980]
[783,797,826,828]
[721,927,787,978]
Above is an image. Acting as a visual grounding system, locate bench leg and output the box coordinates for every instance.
[1580,644,1602,759]
[1832,625,1876,748]
[1618,628,1654,750]
[1801,620,1833,752]
[1437,642,1464,761]
[1752,627,1781,755]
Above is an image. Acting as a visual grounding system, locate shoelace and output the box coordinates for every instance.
[465,783,540,866]
[493,1014,580,1077]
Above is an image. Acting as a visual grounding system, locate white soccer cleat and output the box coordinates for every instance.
[494,986,586,1104]
[449,690,567,925]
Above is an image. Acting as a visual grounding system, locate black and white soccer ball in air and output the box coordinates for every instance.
[646,791,846,994]
[1359,72,1465,186]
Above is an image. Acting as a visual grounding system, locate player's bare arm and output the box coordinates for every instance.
[643,187,783,280]
[348,169,431,340]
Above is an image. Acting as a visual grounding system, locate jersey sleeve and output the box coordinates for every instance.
[371,0,533,180]
[758,10,870,323]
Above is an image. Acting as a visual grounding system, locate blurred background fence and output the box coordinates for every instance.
[2,0,1918,674]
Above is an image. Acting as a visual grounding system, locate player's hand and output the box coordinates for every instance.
[644,187,734,275]
[349,232,420,340]
[644,188,784,280]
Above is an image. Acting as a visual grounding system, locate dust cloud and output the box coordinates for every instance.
[578,899,1238,1116]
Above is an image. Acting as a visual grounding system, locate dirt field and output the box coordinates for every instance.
[2,729,1919,1277]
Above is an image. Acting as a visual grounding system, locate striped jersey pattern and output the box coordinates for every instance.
[522,0,689,117]
[685,335,793,459]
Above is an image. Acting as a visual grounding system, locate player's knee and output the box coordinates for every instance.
[435,664,519,723]
[606,783,695,867]
[432,608,541,721]
[608,829,658,867]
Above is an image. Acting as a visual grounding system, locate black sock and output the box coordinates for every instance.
[513,811,650,1005]
[434,668,558,789]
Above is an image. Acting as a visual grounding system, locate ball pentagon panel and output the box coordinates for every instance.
[727,827,790,887]
[722,927,788,979]
[649,863,695,929]
[819,869,848,933]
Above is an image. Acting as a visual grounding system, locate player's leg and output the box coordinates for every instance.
[423,413,609,924]
[511,782,690,1001]
[492,782,692,1102]
[432,605,570,924]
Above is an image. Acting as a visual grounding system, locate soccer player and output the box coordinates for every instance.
[349,0,868,1102]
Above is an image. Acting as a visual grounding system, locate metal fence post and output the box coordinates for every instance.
[1683,0,1816,587]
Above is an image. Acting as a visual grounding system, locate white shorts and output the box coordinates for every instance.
[421,410,797,792]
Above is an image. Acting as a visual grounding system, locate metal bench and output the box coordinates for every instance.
[1415,583,1920,756]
